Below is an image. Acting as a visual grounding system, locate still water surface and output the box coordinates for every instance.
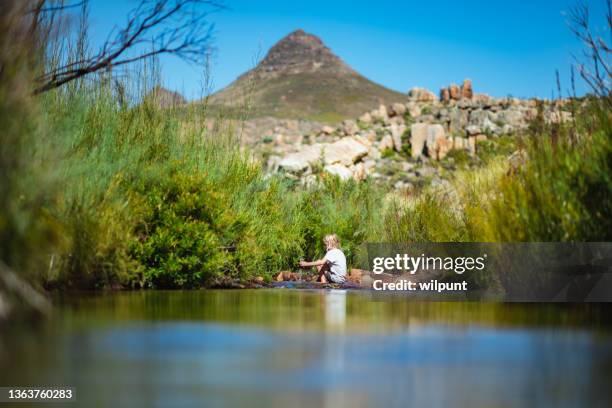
[2,289,612,407]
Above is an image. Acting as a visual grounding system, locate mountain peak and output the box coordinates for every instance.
[256,29,354,77]
[210,30,407,122]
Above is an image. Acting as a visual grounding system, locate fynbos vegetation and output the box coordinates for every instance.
[0,0,610,312]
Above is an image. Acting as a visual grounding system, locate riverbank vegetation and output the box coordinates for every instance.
[0,0,610,296]
[384,100,611,243]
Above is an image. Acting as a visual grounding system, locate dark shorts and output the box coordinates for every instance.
[324,270,346,284]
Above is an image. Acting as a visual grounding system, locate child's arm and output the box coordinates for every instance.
[299,259,326,268]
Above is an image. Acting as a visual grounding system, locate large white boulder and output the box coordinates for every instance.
[371,104,389,123]
[278,144,323,173]
[324,164,353,181]
[390,123,406,152]
[426,124,449,160]
[389,103,406,117]
[323,137,369,166]
[358,112,372,124]
[342,119,359,136]
[410,123,429,158]
[379,134,394,152]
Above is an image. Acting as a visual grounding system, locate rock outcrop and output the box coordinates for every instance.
[254,80,571,190]
[440,79,474,102]
[408,87,438,103]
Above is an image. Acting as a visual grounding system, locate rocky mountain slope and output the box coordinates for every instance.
[258,80,572,190]
[208,29,407,122]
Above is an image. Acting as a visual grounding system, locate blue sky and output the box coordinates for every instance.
[88,0,608,100]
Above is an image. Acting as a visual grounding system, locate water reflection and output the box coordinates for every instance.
[1,290,612,408]
[324,290,347,328]
[323,290,347,408]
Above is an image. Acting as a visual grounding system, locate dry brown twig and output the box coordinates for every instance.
[30,0,225,94]
[567,0,612,104]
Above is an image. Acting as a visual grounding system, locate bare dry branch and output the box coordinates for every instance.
[567,0,612,104]
[33,0,225,94]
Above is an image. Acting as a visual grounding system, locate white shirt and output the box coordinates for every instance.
[324,248,347,282]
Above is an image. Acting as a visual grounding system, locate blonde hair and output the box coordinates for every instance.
[323,234,340,250]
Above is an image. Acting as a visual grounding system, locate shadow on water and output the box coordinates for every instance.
[2,289,612,407]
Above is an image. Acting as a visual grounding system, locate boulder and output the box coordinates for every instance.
[497,109,525,127]
[406,102,422,118]
[402,162,415,172]
[278,144,323,173]
[501,124,514,134]
[440,87,451,103]
[466,125,482,136]
[525,107,539,121]
[324,137,369,166]
[320,125,335,135]
[379,135,394,151]
[276,271,301,282]
[416,166,436,178]
[418,114,435,123]
[449,108,469,136]
[410,123,429,158]
[426,124,447,160]
[352,162,367,181]
[342,119,359,136]
[473,93,492,107]
[324,164,353,181]
[482,117,500,134]
[371,104,389,122]
[368,146,382,160]
[353,134,372,148]
[390,123,406,152]
[545,110,572,124]
[388,116,405,126]
[266,155,282,171]
[461,79,473,99]
[390,102,407,117]
[469,109,488,126]
[453,137,467,150]
[508,97,521,107]
[438,137,454,159]
[362,129,377,142]
[358,112,372,124]
[408,87,437,102]
[449,84,461,100]
[302,174,318,187]
[363,159,377,171]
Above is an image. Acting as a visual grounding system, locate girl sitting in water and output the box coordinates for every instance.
[299,234,347,283]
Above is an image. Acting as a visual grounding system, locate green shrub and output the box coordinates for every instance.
[128,171,231,288]
[381,148,395,158]
[489,107,612,241]
[444,149,471,167]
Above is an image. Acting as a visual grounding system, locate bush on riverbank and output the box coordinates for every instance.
[5,69,610,291]
[34,79,385,289]
[1,0,610,292]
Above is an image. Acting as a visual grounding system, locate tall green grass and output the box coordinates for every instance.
[384,99,612,244]
[2,0,610,292]
[6,67,610,290]
[28,70,384,289]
